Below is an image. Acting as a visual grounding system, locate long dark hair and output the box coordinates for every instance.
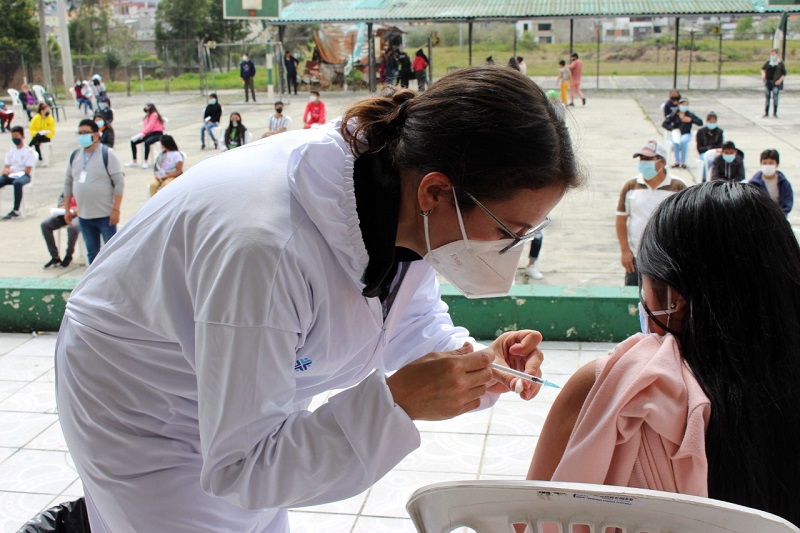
[160,134,179,152]
[637,181,800,525]
[224,113,247,147]
[341,65,582,207]
[145,103,165,125]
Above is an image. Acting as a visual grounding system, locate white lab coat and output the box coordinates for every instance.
[55,120,479,532]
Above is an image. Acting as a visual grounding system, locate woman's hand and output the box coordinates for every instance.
[483,330,545,400]
[387,343,493,420]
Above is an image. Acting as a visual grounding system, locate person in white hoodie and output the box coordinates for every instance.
[55,65,582,532]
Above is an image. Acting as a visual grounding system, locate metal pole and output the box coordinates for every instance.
[164,42,170,94]
[596,23,600,89]
[37,0,53,90]
[687,30,694,90]
[717,31,722,90]
[197,40,205,96]
[267,35,274,103]
[427,35,433,85]
[368,22,376,93]
[468,20,473,66]
[55,0,74,93]
[782,12,788,62]
[513,22,517,57]
[569,18,574,57]
[673,17,680,89]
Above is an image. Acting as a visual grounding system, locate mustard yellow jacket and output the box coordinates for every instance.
[29,113,56,139]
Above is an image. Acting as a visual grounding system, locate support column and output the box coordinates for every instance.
[569,18,574,57]
[468,20,473,66]
[368,22,376,93]
[56,0,74,92]
[673,17,680,89]
[37,0,52,90]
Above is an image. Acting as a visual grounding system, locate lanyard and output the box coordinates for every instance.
[82,149,97,171]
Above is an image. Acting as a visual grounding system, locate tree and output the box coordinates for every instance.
[68,0,111,54]
[156,0,249,72]
[734,16,754,40]
[0,0,39,88]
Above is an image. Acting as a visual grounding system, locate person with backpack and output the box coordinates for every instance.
[64,119,124,264]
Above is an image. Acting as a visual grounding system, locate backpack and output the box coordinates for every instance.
[69,144,115,182]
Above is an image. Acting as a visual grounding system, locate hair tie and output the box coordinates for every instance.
[397,99,411,121]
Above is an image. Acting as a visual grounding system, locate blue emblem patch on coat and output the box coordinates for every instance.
[294,358,313,372]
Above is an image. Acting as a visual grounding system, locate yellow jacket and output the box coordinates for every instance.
[29,113,56,140]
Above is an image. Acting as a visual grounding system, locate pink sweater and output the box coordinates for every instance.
[552,333,711,496]
[141,113,164,136]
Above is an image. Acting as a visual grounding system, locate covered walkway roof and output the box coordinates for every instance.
[273,0,800,24]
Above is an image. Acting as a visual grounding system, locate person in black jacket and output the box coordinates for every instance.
[761,48,787,118]
[397,49,412,88]
[695,111,724,181]
[94,113,115,148]
[200,93,223,150]
[95,96,114,125]
[664,98,703,169]
[284,51,299,95]
[711,141,745,182]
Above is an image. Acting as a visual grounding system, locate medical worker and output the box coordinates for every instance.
[55,65,582,532]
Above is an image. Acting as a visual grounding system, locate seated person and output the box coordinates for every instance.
[1,126,36,220]
[29,103,55,163]
[0,101,14,132]
[695,111,723,181]
[749,148,793,216]
[150,134,184,197]
[41,194,80,268]
[200,93,222,150]
[710,140,745,182]
[219,113,250,152]
[303,91,326,129]
[94,113,115,148]
[95,96,114,125]
[262,101,291,138]
[526,181,800,527]
[19,84,36,120]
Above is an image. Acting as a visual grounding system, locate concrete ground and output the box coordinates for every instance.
[3,79,799,286]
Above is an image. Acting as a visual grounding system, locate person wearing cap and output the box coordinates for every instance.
[616,141,687,286]
[695,112,724,182]
[710,141,745,182]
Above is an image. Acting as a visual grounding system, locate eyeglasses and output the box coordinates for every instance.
[463,191,551,255]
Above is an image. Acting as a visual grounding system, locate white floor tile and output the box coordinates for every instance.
[0,356,53,382]
[0,334,33,356]
[0,450,78,494]
[480,435,538,477]
[287,510,357,532]
[6,335,58,358]
[413,407,491,435]
[581,342,617,352]
[0,382,57,413]
[0,492,58,533]
[538,341,580,351]
[33,368,56,384]
[24,421,67,452]
[361,470,472,519]
[0,382,26,404]
[353,515,417,532]
[488,397,550,436]
[0,449,14,465]
[539,349,581,375]
[395,433,485,474]
[58,478,84,499]
[0,412,58,448]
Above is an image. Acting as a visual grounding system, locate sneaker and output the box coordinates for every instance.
[201,144,206,150]
[567,102,575,107]
[774,114,779,119]
[525,265,544,280]
[60,255,73,268]
[214,141,218,149]
[2,210,19,220]
[762,114,769,118]
[582,98,586,105]
[125,160,138,168]
[43,257,61,269]
[141,162,149,169]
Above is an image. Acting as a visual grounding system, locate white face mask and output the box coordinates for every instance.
[309,95,318,102]
[639,286,677,334]
[422,189,523,299]
[761,164,777,177]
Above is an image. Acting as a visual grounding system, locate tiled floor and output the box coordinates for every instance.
[0,332,613,533]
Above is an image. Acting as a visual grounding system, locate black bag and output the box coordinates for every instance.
[17,498,91,533]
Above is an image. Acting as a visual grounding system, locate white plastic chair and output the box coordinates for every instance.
[7,88,22,111]
[406,481,800,533]
[32,84,46,104]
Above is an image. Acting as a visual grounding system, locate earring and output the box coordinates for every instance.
[419,209,432,216]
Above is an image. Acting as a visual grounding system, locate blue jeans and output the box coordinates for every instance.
[0,173,30,211]
[673,133,691,164]
[765,83,780,116]
[200,122,219,146]
[79,216,117,264]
